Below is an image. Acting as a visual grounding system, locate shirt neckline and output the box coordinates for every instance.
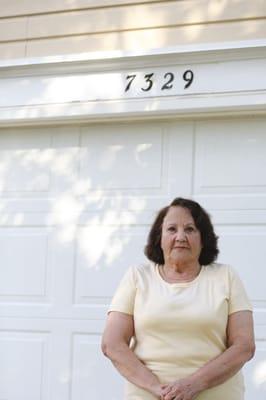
[155,263,204,287]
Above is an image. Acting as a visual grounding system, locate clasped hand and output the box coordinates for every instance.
[158,377,200,400]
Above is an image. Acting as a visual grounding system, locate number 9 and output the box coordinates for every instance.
[183,70,194,89]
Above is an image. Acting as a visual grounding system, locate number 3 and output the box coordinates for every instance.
[141,73,154,91]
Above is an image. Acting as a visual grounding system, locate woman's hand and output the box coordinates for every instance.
[148,382,166,399]
[161,377,202,400]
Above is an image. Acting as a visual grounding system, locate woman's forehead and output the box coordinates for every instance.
[163,206,195,224]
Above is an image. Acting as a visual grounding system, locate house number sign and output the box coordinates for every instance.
[124,70,194,93]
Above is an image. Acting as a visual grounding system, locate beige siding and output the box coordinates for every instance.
[25,20,266,58]
[0,17,27,42]
[0,0,158,17]
[0,42,26,59]
[0,0,266,60]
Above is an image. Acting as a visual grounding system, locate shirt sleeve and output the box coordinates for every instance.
[108,266,137,315]
[228,265,253,315]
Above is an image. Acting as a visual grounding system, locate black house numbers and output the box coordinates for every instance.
[125,70,194,93]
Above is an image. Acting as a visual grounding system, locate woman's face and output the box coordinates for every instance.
[160,206,202,266]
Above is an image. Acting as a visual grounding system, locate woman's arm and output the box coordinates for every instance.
[101,311,162,398]
[162,310,255,400]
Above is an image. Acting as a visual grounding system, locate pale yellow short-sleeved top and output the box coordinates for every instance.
[109,263,253,400]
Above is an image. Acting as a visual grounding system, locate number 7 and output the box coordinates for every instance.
[125,74,136,92]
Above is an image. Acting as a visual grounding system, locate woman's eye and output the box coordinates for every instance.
[185,227,195,233]
[167,227,176,232]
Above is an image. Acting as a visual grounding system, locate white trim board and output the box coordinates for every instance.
[1,39,266,69]
[1,41,266,126]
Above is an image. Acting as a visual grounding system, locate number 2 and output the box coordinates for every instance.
[161,72,174,90]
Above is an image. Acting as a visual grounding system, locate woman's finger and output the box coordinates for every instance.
[162,385,173,395]
[164,391,179,400]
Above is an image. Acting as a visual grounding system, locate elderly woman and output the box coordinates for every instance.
[101,197,255,400]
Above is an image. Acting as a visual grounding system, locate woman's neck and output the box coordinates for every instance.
[161,261,201,282]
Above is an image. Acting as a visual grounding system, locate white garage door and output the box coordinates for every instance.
[0,118,265,400]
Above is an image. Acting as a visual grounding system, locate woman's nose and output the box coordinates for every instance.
[175,230,186,241]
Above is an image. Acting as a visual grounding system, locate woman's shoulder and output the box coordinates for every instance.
[203,262,235,278]
[128,262,157,284]
[133,261,156,275]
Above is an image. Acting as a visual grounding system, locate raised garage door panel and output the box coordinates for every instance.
[78,122,193,207]
[0,119,265,400]
[194,118,266,209]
